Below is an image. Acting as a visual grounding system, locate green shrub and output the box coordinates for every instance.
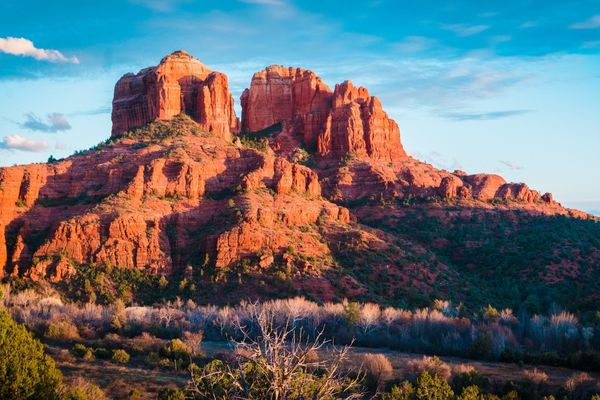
[162,338,191,359]
[0,310,63,399]
[343,301,361,326]
[111,349,130,364]
[457,385,483,400]
[71,343,95,360]
[93,347,111,359]
[382,380,415,400]
[415,371,454,400]
[44,320,80,342]
[157,387,185,400]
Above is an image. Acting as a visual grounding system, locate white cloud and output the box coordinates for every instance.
[0,37,79,64]
[0,135,49,152]
[20,113,72,132]
[498,160,523,171]
[571,15,600,29]
[442,24,489,37]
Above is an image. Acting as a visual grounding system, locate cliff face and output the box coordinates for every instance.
[240,65,407,161]
[112,51,238,140]
[0,51,597,306]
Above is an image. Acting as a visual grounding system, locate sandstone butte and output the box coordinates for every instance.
[0,50,593,293]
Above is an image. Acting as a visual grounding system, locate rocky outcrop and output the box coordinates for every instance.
[112,51,237,139]
[273,158,321,197]
[240,66,332,150]
[241,66,407,161]
[317,81,406,161]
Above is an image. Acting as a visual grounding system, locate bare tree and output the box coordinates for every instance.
[187,304,363,400]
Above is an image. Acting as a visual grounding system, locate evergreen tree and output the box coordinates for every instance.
[0,310,63,399]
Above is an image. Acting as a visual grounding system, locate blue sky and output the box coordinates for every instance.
[1,0,599,213]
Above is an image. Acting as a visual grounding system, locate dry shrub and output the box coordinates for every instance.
[183,331,204,356]
[305,348,319,364]
[77,324,98,340]
[406,356,451,380]
[53,348,76,364]
[64,377,107,400]
[45,320,80,342]
[362,353,393,389]
[564,372,593,391]
[233,346,253,361]
[104,378,136,399]
[452,363,476,375]
[102,332,127,349]
[129,332,165,353]
[523,368,549,385]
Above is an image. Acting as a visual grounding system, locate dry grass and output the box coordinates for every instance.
[406,356,452,380]
[564,372,593,391]
[523,368,549,385]
[362,353,393,388]
[452,363,476,375]
[64,376,107,400]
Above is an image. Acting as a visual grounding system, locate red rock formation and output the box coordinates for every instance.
[241,66,406,161]
[0,50,590,288]
[462,174,507,201]
[317,81,406,161]
[112,51,237,139]
[241,66,332,149]
[273,158,321,197]
[0,225,5,278]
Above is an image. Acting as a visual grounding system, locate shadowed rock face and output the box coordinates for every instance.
[111,51,238,140]
[0,51,596,305]
[240,65,407,161]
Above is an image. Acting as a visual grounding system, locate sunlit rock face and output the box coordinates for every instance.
[111,50,238,140]
[241,65,407,162]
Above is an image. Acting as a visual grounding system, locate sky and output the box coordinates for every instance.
[1,0,599,214]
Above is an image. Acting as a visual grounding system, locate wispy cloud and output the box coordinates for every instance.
[393,36,436,53]
[582,40,600,49]
[441,109,532,121]
[20,113,71,132]
[413,150,463,171]
[519,21,538,29]
[442,24,490,37]
[570,15,600,29]
[69,106,111,116]
[0,37,79,64]
[238,0,285,5]
[498,160,523,170]
[0,135,49,152]
[128,0,191,12]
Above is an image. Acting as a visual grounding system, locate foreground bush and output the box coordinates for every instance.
[362,353,393,391]
[188,306,362,399]
[62,377,106,400]
[0,309,63,399]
